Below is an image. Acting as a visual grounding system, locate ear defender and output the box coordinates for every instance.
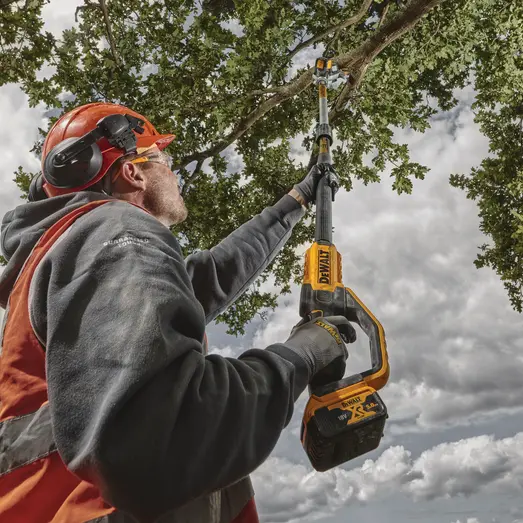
[29,136,103,203]
[28,112,149,202]
[43,137,104,190]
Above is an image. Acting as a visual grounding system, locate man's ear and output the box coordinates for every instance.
[117,161,147,191]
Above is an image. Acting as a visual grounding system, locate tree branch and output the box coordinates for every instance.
[181,158,204,197]
[325,28,342,56]
[98,0,120,66]
[377,2,391,28]
[248,87,285,97]
[173,0,447,176]
[309,0,445,169]
[287,0,374,61]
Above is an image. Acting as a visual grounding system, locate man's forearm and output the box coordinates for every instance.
[186,193,306,323]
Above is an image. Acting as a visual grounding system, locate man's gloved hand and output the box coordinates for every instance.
[283,312,357,386]
[293,164,340,206]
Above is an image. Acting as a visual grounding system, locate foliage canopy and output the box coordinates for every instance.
[1,0,522,333]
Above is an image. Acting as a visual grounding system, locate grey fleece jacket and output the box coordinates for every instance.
[0,191,311,522]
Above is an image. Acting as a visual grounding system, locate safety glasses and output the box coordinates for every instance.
[130,152,174,170]
[109,150,175,185]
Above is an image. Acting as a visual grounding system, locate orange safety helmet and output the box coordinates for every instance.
[39,102,175,198]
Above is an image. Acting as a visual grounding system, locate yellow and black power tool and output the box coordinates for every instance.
[299,53,390,472]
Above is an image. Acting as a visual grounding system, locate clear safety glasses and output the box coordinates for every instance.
[109,151,175,186]
[130,152,174,170]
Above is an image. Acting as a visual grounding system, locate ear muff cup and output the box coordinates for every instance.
[43,137,104,189]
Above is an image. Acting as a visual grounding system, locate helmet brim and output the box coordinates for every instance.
[136,133,176,151]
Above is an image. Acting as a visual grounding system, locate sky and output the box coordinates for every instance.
[1,2,523,523]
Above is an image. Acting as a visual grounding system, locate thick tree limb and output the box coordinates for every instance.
[248,87,284,97]
[307,0,445,169]
[98,0,120,66]
[173,0,447,174]
[287,0,374,61]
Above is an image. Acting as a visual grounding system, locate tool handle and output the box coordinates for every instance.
[343,287,390,392]
[299,280,390,394]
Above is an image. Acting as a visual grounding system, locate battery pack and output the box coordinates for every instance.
[301,387,387,472]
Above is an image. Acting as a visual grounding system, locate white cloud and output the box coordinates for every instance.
[405,433,523,501]
[252,432,523,523]
[208,344,238,358]
[0,85,46,205]
[219,19,244,38]
[41,0,84,38]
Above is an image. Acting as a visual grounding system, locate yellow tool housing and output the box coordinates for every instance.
[300,242,390,471]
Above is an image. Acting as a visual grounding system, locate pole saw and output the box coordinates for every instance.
[299,52,390,472]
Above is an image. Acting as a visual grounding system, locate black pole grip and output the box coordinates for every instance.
[315,175,333,244]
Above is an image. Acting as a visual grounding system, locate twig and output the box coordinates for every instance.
[325,29,342,55]
[99,0,120,66]
[377,2,391,28]
[75,2,99,24]
[287,0,374,61]
[248,87,285,96]
[181,158,204,197]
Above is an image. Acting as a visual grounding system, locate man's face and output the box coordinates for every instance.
[139,148,188,227]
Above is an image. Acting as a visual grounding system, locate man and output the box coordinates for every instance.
[0,103,355,523]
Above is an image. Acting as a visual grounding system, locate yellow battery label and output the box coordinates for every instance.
[329,390,379,425]
[337,403,376,424]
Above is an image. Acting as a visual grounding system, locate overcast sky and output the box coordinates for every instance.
[1,3,523,523]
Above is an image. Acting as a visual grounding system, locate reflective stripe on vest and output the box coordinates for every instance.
[0,403,55,477]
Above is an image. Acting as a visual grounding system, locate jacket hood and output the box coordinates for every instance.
[0,192,115,309]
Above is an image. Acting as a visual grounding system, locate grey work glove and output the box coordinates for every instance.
[283,312,357,387]
[293,164,340,206]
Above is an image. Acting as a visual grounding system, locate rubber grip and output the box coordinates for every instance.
[315,175,333,243]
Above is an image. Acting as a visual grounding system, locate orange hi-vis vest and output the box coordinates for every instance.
[0,200,258,523]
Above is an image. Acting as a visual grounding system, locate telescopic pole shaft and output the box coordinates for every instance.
[315,81,333,245]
